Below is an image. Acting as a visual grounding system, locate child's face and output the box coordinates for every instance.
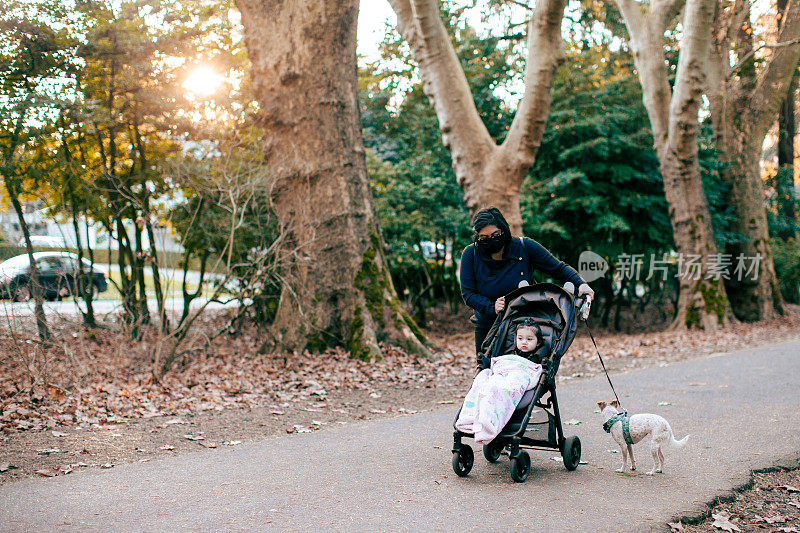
[516,326,538,353]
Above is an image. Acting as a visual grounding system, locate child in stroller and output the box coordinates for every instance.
[451,282,589,482]
[454,318,545,445]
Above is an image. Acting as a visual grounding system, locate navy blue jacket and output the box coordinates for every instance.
[460,237,584,327]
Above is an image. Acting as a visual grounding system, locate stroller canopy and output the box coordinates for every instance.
[481,283,580,363]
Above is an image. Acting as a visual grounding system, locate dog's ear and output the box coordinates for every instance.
[597,400,607,410]
[610,399,620,408]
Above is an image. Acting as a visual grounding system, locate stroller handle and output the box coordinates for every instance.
[564,281,592,321]
[575,294,592,321]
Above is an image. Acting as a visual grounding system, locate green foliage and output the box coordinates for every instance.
[766,166,800,241]
[522,50,671,269]
[772,237,800,304]
[698,122,741,249]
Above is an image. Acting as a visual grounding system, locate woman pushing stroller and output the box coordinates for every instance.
[460,207,594,363]
[451,207,593,481]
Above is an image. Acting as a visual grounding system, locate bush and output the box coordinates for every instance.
[772,238,800,304]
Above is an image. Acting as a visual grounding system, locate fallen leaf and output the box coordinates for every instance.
[100,462,113,468]
[159,445,175,450]
[564,419,581,426]
[199,442,217,448]
[607,449,619,454]
[269,410,285,415]
[780,485,800,492]
[35,468,58,477]
[668,521,684,532]
[36,448,60,455]
[0,462,16,473]
[183,434,204,441]
[51,431,69,437]
[223,440,242,446]
[711,512,741,532]
[437,400,454,405]
[550,456,564,462]
[658,401,671,406]
[369,409,386,414]
[165,419,187,425]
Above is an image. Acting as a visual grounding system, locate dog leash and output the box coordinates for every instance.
[583,318,626,414]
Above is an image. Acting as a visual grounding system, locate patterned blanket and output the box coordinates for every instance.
[455,354,543,444]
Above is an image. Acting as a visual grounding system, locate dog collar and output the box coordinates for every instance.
[603,413,633,445]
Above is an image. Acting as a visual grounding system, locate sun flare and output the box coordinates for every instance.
[183,66,224,97]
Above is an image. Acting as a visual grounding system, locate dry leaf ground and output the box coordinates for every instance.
[1,304,800,487]
[675,469,800,532]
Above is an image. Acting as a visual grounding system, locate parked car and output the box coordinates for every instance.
[0,252,108,301]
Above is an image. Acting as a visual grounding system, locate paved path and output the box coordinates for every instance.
[2,340,799,532]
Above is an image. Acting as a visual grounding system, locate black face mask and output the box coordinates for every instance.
[476,233,505,256]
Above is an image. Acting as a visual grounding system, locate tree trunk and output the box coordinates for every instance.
[711,117,785,320]
[235,0,428,358]
[706,0,800,321]
[7,194,51,342]
[389,0,568,235]
[615,0,733,330]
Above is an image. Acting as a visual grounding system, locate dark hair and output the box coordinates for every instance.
[471,207,511,236]
[516,318,543,346]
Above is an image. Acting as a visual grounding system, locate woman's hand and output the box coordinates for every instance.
[494,296,505,314]
[578,283,595,303]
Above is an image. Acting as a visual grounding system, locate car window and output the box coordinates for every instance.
[36,258,63,274]
[59,257,78,274]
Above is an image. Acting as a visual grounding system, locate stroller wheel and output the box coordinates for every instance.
[483,439,504,463]
[562,436,581,471]
[510,451,531,482]
[452,445,474,477]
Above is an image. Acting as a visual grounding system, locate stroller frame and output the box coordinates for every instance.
[451,282,588,482]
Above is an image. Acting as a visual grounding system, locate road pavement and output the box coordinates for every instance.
[1,339,799,532]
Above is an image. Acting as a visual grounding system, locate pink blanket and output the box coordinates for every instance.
[455,354,543,444]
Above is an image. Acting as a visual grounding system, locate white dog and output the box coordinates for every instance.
[597,400,689,475]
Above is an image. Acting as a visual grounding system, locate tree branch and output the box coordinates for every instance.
[668,0,716,151]
[388,0,495,187]
[728,39,800,79]
[613,0,673,143]
[499,0,568,166]
[652,0,686,29]
[753,0,800,134]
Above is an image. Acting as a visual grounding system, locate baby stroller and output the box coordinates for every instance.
[451,282,590,482]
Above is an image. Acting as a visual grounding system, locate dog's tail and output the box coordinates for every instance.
[669,433,689,449]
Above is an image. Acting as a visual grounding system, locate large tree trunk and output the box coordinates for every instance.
[706,0,800,321]
[389,0,568,235]
[235,0,427,358]
[615,0,733,330]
